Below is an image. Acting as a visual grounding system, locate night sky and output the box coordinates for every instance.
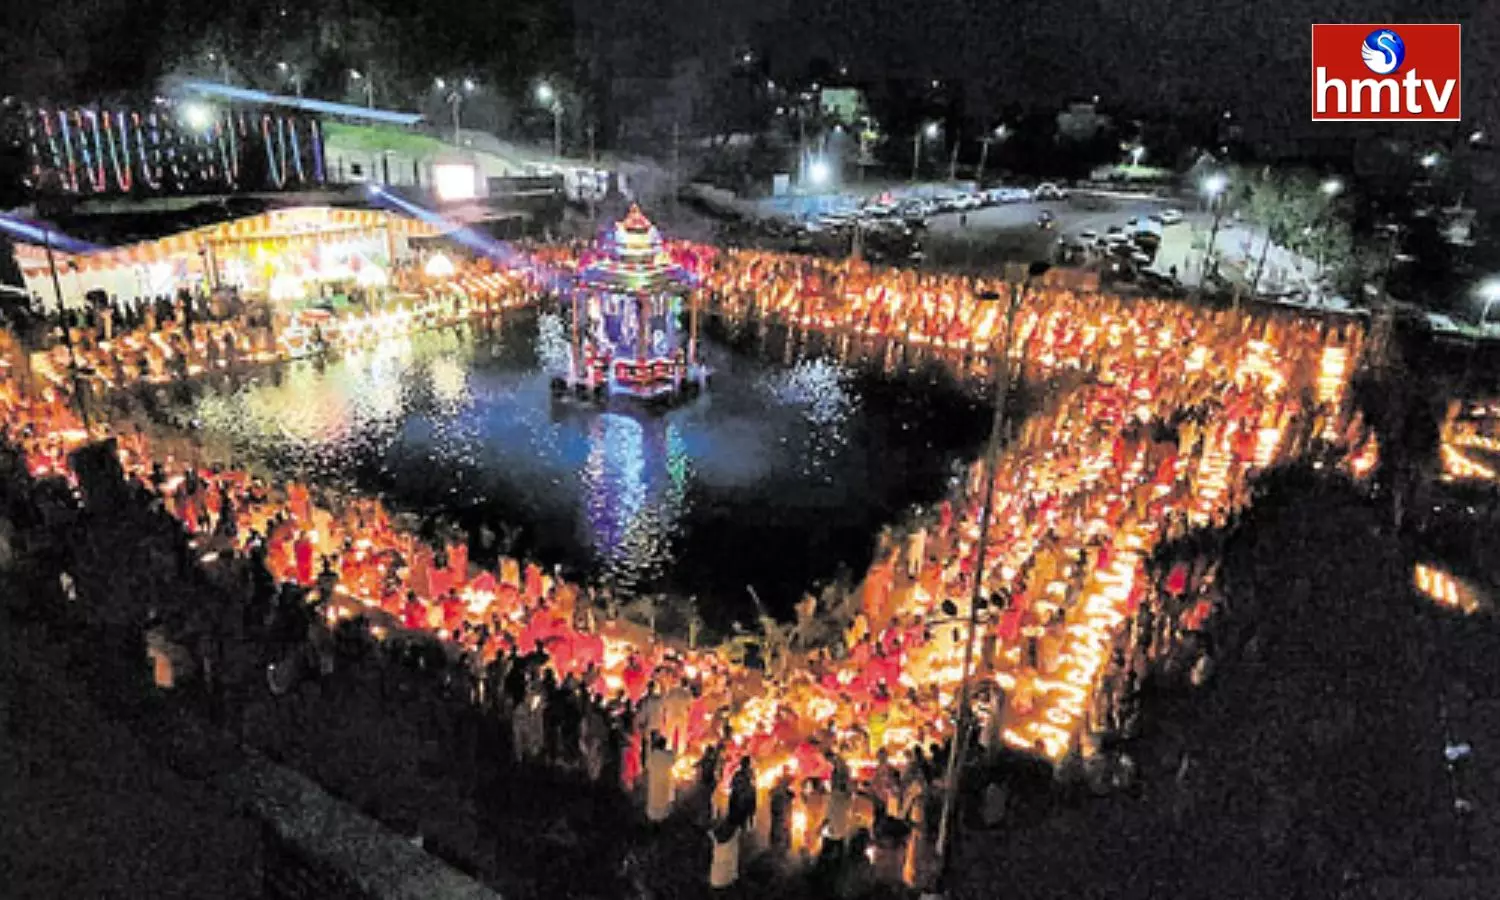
[2,0,1496,141]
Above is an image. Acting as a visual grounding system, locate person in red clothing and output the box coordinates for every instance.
[523,562,544,603]
[447,540,468,591]
[293,532,315,586]
[380,585,403,617]
[288,482,311,523]
[402,592,427,631]
[622,653,648,702]
[1165,560,1190,597]
[441,590,465,634]
[621,728,643,791]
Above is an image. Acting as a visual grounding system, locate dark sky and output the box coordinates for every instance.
[761,0,1494,117]
[5,0,1495,140]
[568,0,1495,145]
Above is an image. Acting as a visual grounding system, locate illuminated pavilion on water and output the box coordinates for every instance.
[560,206,705,402]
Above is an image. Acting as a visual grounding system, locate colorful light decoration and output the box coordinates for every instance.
[27,103,320,195]
[55,110,78,192]
[1414,563,1485,615]
[103,111,132,193]
[262,115,287,188]
[1439,402,1500,484]
[134,112,162,190]
[79,110,106,193]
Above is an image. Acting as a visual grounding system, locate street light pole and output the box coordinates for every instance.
[798,111,807,188]
[43,228,89,429]
[1197,182,1227,301]
[912,130,922,182]
[929,268,1040,897]
[976,127,1007,185]
[552,104,563,159]
[1200,207,1223,296]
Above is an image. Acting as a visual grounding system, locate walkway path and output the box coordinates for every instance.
[0,608,261,900]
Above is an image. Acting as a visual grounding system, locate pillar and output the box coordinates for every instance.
[572,291,584,381]
[636,294,649,362]
[688,290,699,367]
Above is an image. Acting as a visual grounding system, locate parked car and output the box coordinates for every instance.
[1034,182,1069,200]
[1140,271,1185,296]
[1153,208,1184,225]
[1078,229,1099,244]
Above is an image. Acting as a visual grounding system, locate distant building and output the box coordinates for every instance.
[818,88,869,128]
[1056,102,1110,142]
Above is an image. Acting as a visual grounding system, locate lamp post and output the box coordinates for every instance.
[444,78,476,144]
[1313,178,1343,284]
[537,82,563,158]
[928,261,1049,899]
[350,69,373,108]
[1197,172,1228,299]
[1460,277,1500,396]
[278,62,302,97]
[207,52,231,85]
[43,228,89,428]
[914,121,940,182]
[976,125,1007,184]
[1477,279,1500,333]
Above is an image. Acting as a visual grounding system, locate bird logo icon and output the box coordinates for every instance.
[1361,29,1406,75]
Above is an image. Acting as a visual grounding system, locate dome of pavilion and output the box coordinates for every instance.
[576,206,692,296]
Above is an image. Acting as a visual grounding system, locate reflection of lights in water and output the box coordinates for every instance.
[758,358,854,475]
[200,367,356,446]
[536,313,571,374]
[665,422,690,504]
[584,413,647,552]
[581,412,687,591]
[760,358,853,427]
[429,355,469,406]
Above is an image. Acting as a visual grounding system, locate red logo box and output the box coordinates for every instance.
[1311,24,1462,122]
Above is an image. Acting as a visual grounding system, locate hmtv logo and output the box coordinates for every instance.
[1312,24,1462,121]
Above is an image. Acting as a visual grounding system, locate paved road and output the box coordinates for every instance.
[921,195,1209,279]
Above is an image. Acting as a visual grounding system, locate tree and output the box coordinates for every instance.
[700,65,770,149]
[1238,168,1356,296]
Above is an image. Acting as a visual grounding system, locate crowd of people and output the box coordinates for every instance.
[12,257,545,396]
[0,239,1378,889]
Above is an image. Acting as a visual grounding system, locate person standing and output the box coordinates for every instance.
[709,817,740,889]
[728,756,757,833]
[646,732,676,823]
[906,525,927,579]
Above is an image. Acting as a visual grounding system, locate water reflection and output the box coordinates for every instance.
[580,413,692,591]
[171,315,987,623]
